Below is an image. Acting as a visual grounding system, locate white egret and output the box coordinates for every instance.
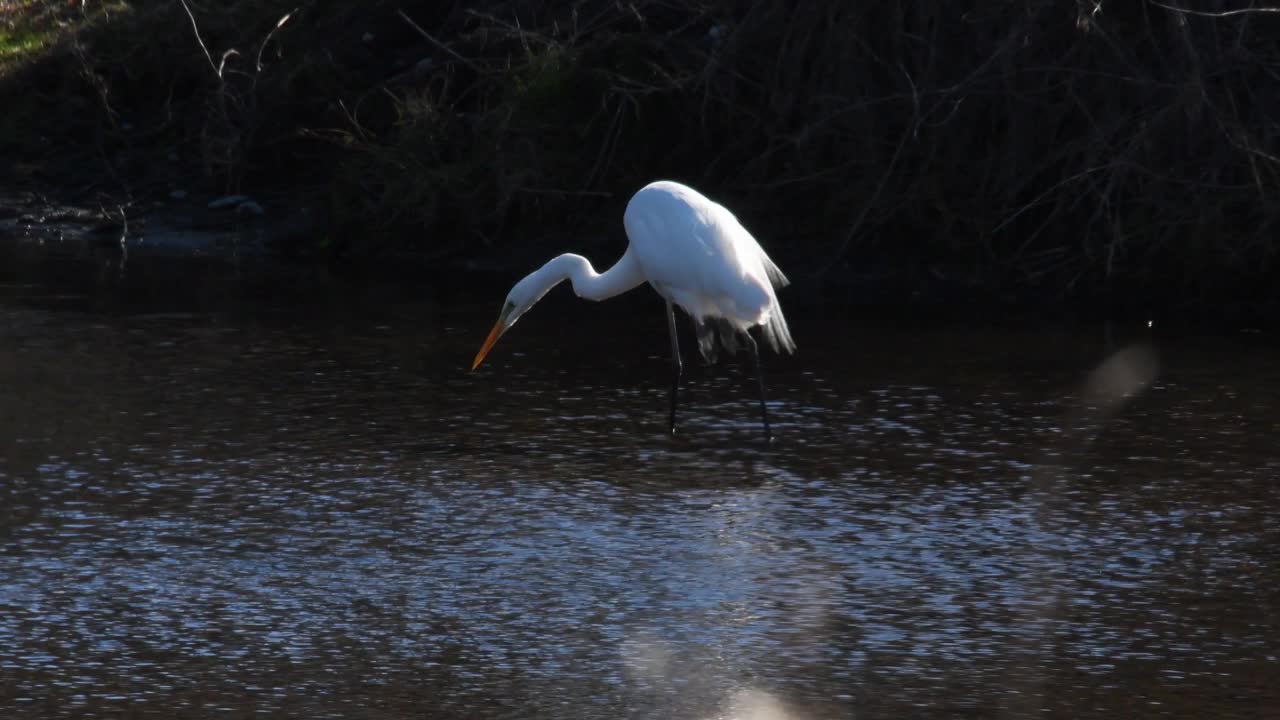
[471,180,795,439]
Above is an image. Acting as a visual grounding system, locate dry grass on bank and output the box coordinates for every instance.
[2,1,1279,311]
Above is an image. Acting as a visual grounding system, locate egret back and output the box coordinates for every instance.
[623,181,795,358]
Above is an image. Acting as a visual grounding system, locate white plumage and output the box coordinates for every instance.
[623,180,794,359]
[472,179,794,438]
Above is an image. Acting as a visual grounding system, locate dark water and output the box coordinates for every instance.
[1,281,1278,719]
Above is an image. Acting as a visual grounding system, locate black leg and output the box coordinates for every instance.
[666,301,682,436]
[745,330,772,442]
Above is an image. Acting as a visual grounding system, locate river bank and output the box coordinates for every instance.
[3,1,1279,327]
[4,185,1269,337]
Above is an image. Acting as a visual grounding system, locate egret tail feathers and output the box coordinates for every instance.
[694,313,793,363]
[761,253,790,289]
[761,306,795,355]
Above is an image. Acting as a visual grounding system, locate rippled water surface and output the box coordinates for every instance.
[1,282,1278,719]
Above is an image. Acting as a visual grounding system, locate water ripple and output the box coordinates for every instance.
[0,305,1277,717]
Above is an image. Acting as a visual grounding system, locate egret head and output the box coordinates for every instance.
[470,276,548,370]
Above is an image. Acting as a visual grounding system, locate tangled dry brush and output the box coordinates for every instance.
[5,0,1280,310]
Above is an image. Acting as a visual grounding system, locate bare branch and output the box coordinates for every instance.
[256,10,296,72]
[993,165,1114,235]
[178,0,220,79]
[397,9,482,73]
[1147,0,1280,17]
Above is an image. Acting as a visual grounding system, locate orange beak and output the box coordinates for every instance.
[471,318,505,370]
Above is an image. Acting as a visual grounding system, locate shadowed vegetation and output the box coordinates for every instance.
[2,0,1279,318]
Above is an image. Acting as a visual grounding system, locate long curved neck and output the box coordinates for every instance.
[537,247,645,302]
